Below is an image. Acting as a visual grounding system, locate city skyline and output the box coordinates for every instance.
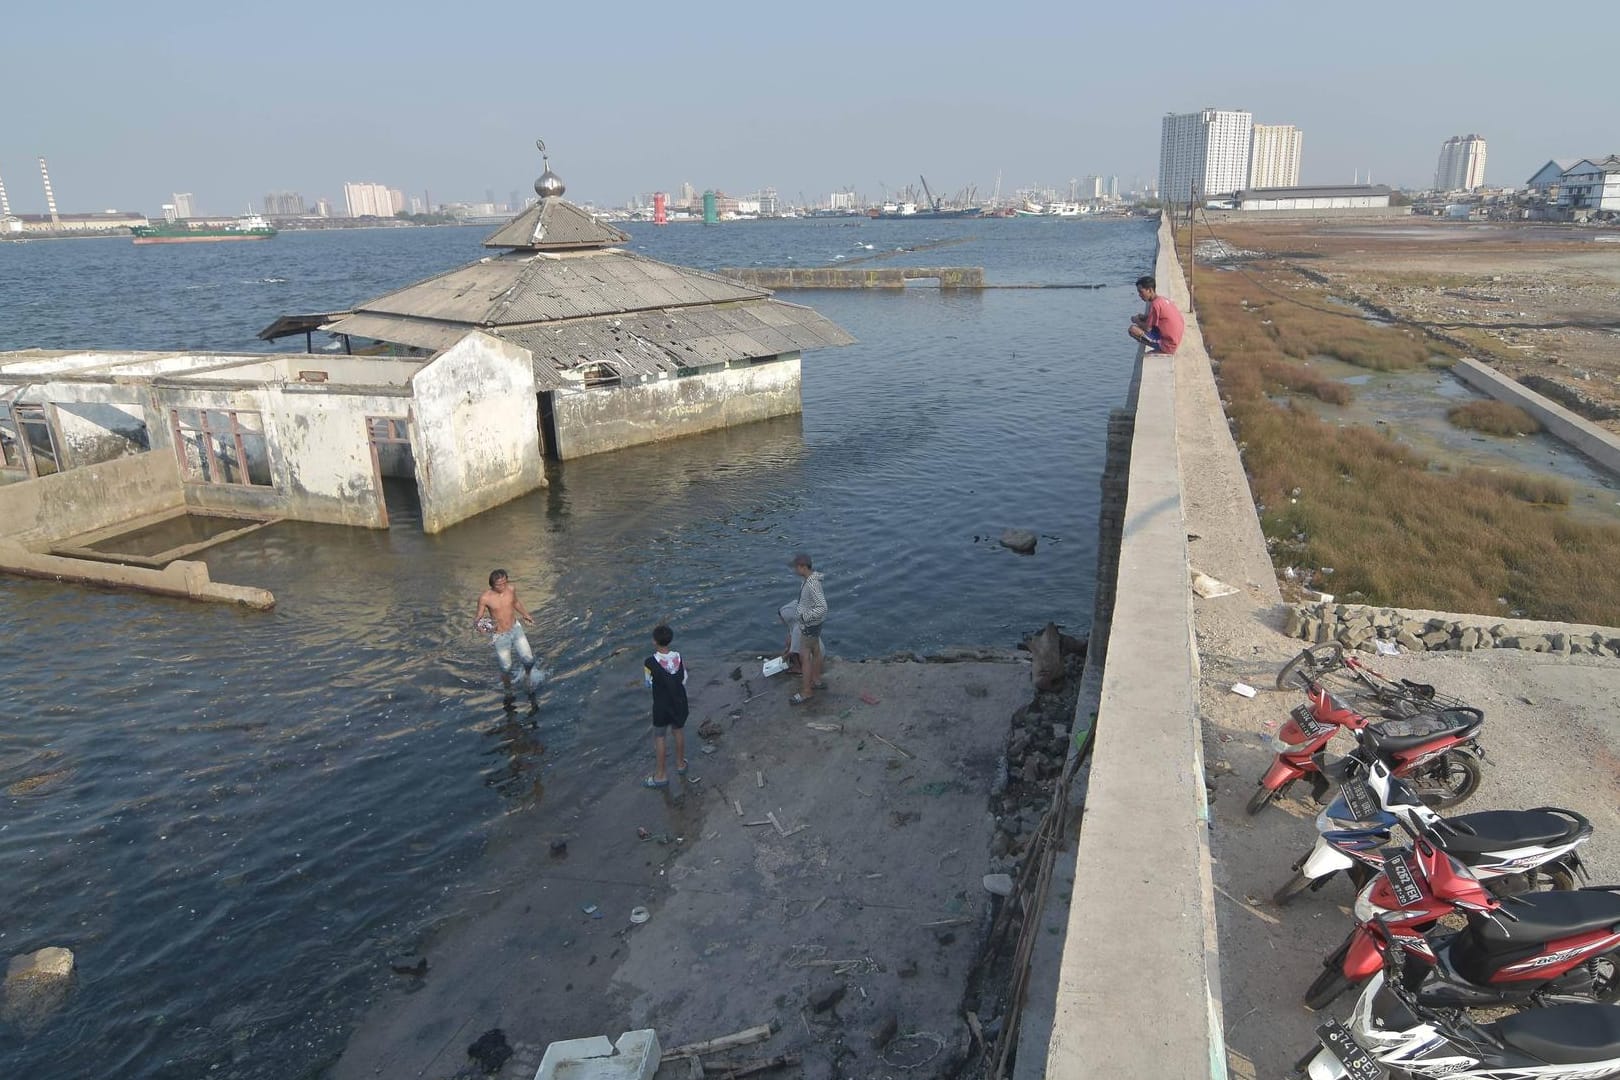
[0,0,1611,213]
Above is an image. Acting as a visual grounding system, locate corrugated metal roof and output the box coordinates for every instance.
[500,299,856,391]
[482,197,631,250]
[352,249,768,327]
[319,313,471,353]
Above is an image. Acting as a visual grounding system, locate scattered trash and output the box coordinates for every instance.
[805,721,842,732]
[701,744,718,755]
[1230,683,1258,698]
[859,692,881,706]
[1191,570,1239,599]
[582,903,598,915]
[762,656,789,678]
[756,770,765,789]
[637,827,651,840]
[1374,639,1401,656]
[629,906,650,925]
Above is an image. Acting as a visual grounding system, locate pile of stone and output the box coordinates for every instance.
[988,651,1083,876]
[1286,602,1620,657]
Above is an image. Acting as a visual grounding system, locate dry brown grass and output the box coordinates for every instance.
[1448,401,1542,437]
[1192,253,1620,623]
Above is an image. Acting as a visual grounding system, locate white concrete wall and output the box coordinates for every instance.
[1045,212,1226,1080]
[551,355,801,460]
[150,383,414,528]
[1451,357,1620,475]
[409,332,545,534]
[0,449,184,547]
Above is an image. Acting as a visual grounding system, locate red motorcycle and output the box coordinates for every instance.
[1246,644,1485,815]
[1304,817,1619,1012]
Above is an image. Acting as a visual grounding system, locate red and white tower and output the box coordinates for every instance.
[38,157,60,226]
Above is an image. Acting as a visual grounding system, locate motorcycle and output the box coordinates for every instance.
[1302,773,1614,1012]
[1295,917,1620,1080]
[1247,680,1486,815]
[1274,747,1588,905]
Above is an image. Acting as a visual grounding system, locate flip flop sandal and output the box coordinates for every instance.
[642,777,669,788]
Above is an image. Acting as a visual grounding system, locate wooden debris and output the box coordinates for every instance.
[665,1022,777,1059]
[870,732,913,759]
[755,770,765,788]
[733,799,744,817]
[742,820,772,827]
[713,1052,799,1078]
[766,811,787,836]
[805,721,842,733]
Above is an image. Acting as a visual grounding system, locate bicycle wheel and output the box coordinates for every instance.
[1276,643,1344,691]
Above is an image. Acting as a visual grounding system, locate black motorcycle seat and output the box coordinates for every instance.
[1492,1003,1620,1065]
[1365,709,1483,753]
[1471,889,1620,947]
[1438,810,1583,857]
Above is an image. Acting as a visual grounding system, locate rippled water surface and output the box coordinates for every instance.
[0,217,1152,1078]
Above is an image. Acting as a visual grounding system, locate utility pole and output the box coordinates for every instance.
[1185,183,1199,310]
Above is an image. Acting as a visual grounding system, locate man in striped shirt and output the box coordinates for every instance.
[790,553,827,705]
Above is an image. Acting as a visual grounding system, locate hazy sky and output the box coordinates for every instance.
[1,0,1612,214]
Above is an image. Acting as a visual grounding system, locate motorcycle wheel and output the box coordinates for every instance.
[1273,870,1322,906]
[1276,643,1344,691]
[1304,965,1353,1012]
[1246,781,1284,816]
[1535,863,1578,892]
[1411,751,1483,809]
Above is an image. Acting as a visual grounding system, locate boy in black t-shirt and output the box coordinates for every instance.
[642,624,689,788]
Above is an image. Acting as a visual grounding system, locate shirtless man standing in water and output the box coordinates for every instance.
[474,569,540,707]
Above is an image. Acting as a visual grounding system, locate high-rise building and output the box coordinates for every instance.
[757,188,778,215]
[1435,135,1487,192]
[172,192,196,218]
[1249,124,1303,188]
[1106,176,1120,200]
[1159,109,1254,204]
[389,188,406,215]
[343,182,395,218]
[264,191,306,217]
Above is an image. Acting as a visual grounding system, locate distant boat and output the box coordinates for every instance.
[132,213,277,245]
[868,174,981,219]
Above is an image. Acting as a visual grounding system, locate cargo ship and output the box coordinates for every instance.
[131,213,277,244]
[868,175,981,220]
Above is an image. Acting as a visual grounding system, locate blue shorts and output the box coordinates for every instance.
[1142,328,1164,352]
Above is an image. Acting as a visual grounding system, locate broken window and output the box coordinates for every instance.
[579,363,621,389]
[170,407,273,487]
[14,404,60,476]
[0,406,22,470]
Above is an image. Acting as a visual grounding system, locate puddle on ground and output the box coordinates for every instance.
[1282,356,1620,525]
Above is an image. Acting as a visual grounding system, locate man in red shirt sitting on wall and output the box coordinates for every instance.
[1127,275,1185,355]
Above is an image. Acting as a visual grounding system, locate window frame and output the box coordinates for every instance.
[169,407,274,488]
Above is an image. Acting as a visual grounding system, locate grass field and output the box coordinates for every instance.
[1191,250,1620,624]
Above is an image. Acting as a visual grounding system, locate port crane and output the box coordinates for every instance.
[919,175,944,212]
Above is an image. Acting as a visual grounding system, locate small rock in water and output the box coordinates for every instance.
[999,529,1038,555]
[870,1012,900,1049]
[388,954,428,977]
[3,946,76,1035]
[549,839,568,857]
[467,1028,512,1075]
[982,873,1015,897]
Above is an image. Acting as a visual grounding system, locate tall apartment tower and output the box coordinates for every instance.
[1249,124,1303,188]
[342,182,394,217]
[171,193,196,218]
[1159,109,1254,204]
[1435,135,1487,192]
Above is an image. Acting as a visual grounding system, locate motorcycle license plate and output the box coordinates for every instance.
[1316,1020,1380,1080]
[1339,776,1379,821]
[1384,852,1425,907]
[1292,704,1331,739]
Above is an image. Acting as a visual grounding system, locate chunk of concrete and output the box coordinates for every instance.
[4,946,76,1035]
[535,1029,660,1080]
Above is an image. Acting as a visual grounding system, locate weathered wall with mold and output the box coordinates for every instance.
[408,332,545,534]
[148,382,417,528]
[551,355,801,460]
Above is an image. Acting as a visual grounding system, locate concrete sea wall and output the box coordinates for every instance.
[1043,214,1227,1078]
[1451,356,1620,476]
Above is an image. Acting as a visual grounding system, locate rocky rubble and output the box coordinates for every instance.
[1285,602,1620,656]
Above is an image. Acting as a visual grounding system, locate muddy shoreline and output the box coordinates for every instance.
[327,644,1085,1080]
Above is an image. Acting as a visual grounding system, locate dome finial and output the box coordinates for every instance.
[534,138,565,200]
